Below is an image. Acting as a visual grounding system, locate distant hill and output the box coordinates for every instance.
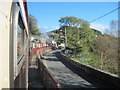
[91,29,102,36]
[49,27,102,36]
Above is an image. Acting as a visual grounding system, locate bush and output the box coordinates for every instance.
[31,40,36,43]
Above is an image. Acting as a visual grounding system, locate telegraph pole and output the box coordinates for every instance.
[65,27,67,46]
[118,1,120,77]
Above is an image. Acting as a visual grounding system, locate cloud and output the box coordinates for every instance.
[39,26,49,33]
[39,25,60,33]
[90,23,109,34]
[51,26,59,30]
[39,26,48,30]
[39,26,59,30]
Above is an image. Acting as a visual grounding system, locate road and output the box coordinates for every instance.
[41,50,112,88]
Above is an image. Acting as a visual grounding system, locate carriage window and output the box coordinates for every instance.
[17,23,24,58]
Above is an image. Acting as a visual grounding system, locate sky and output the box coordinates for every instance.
[28,2,118,34]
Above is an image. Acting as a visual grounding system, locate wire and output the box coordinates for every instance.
[89,7,120,23]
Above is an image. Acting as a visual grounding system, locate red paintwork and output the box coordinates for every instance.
[23,0,30,35]
[30,46,51,60]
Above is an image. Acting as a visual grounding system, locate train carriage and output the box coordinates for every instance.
[0,0,29,89]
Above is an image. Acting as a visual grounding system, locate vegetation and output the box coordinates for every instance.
[31,40,36,43]
[59,16,90,29]
[66,26,96,53]
[29,14,41,36]
[48,17,119,75]
[92,34,118,74]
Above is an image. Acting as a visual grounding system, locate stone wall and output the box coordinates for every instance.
[60,52,120,88]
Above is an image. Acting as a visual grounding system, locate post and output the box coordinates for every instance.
[65,27,67,46]
[118,1,120,77]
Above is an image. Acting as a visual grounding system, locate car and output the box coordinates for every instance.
[58,43,65,49]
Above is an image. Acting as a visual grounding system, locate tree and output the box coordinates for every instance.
[110,20,118,37]
[58,17,96,53]
[66,26,96,53]
[93,34,118,74]
[59,16,84,27]
[29,14,41,36]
